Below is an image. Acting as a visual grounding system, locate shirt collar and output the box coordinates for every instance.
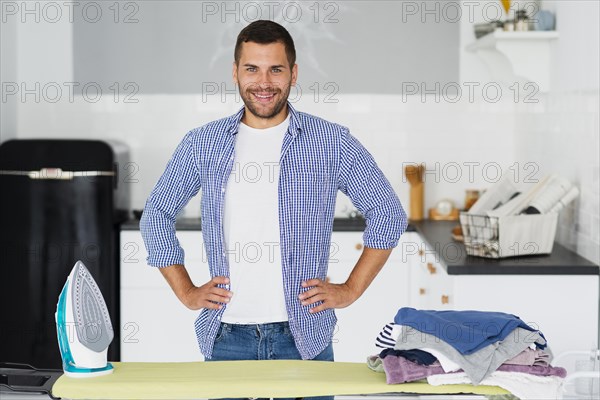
[226,101,302,137]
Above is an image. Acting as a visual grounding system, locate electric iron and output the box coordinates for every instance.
[55,260,114,378]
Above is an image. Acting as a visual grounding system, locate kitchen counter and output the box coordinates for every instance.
[411,219,600,275]
[120,216,418,232]
[119,217,599,361]
[121,217,204,231]
[120,217,597,275]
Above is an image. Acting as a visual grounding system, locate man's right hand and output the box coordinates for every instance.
[158,264,232,311]
[182,276,233,310]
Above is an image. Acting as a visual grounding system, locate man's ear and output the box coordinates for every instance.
[291,63,298,86]
[232,61,238,85]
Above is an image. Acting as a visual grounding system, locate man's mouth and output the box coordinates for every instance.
[251,91,276,103]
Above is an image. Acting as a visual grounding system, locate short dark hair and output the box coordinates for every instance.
[234,20,296,68]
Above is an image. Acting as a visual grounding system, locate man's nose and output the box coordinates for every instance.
[256,71,274,86]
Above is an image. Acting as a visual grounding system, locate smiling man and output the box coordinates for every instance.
[141,20,407,392]
[234,40,295,126]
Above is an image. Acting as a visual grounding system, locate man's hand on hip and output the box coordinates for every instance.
[183,276,233,310]
[297,278,359,314]
[296,247,394,314]
[158,264,233,311]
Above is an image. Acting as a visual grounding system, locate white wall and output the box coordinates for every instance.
[6,0,516,216]
[3,1,598,264]
[513,0,600,263]
[455,0,599,264]
[0,7,19,142]
[1,1,73,142]
[13,92,519,222]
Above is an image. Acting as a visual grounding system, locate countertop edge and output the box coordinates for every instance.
[411,220,600,276]
[120,218,599,276]
[120,217,379,232]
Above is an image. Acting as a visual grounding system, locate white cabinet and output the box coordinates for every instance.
[329,232,410,362]
[120,228,599,363]
[403,232,455,311]
[120,229,411,363]
[120,230,210,362]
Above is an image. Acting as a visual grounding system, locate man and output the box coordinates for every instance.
[141,19,406,375]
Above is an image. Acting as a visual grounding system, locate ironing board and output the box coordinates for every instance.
[51,360,510,399]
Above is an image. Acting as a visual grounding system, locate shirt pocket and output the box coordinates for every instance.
[283,172,331,214]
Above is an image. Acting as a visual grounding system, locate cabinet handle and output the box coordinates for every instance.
[441,295,449,304]
[427,263,437,274]
[419,288,426,295]
[355,243,363,250]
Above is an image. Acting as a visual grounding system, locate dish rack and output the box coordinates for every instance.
[459,212,559,258]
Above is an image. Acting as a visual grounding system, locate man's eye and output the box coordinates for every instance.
[272,68,281,73]
[246,67,256,72]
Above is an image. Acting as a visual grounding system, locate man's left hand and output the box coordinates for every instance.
[298,278,359,313]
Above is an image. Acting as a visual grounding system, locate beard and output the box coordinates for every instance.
[239,81,292,121]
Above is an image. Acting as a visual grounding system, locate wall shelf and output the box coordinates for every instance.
[466,31,559,92]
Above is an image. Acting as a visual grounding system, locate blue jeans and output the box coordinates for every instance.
[206,321,334,400]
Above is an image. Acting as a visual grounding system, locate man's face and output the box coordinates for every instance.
[233,41,298,121]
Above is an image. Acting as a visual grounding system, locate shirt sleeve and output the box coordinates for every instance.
[337,129,408,249]
[140,131,202,267]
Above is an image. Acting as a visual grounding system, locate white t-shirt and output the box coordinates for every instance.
[221,114,290,324]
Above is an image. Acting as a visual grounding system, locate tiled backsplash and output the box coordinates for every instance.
[15,92,518,216]
[13,88,598,263]
[5,0,599,264]
[515,90,600,264]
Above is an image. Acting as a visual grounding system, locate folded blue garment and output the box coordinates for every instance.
[394,307,546,355]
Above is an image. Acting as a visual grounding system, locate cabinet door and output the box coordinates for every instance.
[329,232,410,362]
[121,230,414,362]
[120,230,209,361]
[120,287,204,362]
[405,232,454,310]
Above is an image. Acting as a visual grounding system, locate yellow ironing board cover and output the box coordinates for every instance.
[52,360,510,399]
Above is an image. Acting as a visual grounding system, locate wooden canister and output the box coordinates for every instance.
[404,164,424,221]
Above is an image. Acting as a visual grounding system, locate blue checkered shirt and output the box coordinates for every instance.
[140,102,407,359]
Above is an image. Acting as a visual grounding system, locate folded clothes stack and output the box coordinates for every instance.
[367,307,566,400]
